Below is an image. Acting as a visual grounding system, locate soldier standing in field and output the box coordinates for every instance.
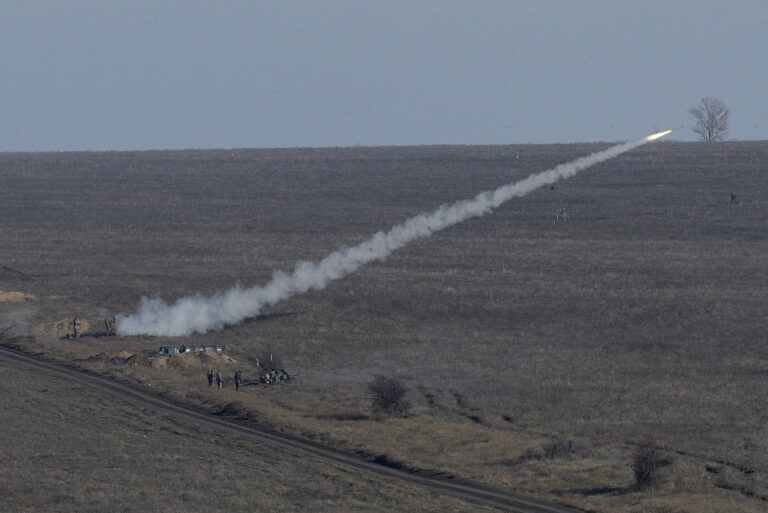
[207,369,214,387]
[104,315,115,336]
[234,370,243,391]
[72,316,81,338]
[215,370,223,389]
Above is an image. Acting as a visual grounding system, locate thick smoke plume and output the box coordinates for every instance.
[117,133,668,336]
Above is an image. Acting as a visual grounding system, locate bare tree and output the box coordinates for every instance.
[689,97,729,141]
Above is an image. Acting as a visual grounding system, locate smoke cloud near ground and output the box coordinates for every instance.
[117,132,669,336]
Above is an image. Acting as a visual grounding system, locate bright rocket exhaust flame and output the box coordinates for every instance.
[645,129,673,142]
[117,130,672,336]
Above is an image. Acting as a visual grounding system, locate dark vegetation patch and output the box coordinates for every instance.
[357,450,458,481]
[316,413,369,421]
[715,479,768,502]
[505,438,592,466]
[632,441,674,489]
[372,453,409,470]
[215,402,251,420]
[553,485,631,497]
[368,375,410,417]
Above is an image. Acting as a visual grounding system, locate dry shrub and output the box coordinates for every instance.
[632,440,673,489]
[542,439,580,459]
[514,438,589,463]
[368,375,410,417]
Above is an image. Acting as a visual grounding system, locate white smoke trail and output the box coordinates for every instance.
[117,131,670,336]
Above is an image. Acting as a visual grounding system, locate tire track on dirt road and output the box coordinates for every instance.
[0,344,581,513]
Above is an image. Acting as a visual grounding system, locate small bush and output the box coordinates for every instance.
[542,439,578,459]
[368,375,410,417]
[632,441,673,489]
[513,438,586,464]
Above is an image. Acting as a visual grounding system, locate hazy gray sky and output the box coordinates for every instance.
[1,1,766,151]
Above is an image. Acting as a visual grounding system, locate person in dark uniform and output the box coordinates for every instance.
[234,370,243,391]
[207,369,214,387]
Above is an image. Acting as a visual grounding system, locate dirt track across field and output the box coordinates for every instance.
[0,344,578,513]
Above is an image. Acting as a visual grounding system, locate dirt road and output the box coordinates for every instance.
[0,344,579,513]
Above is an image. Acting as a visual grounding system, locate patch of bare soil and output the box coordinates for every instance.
[81,350,136,365]
[0,291,35,303]
[36,318,92,338]
[150,351,237,369]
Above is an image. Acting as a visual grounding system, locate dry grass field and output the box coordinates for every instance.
[0,352,484,513]
[2,140,767,512]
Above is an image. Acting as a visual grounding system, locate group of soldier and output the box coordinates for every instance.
[207,369,244,390]
[66,315,115,338]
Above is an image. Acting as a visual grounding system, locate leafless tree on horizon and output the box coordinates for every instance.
[689,97,729,141]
